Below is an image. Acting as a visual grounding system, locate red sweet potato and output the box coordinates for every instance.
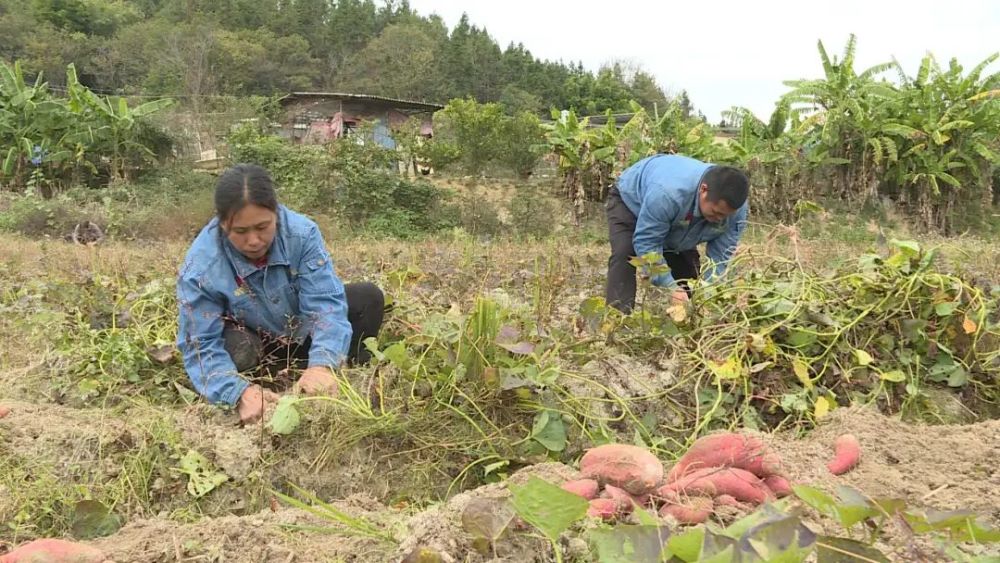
[0,405,9,419]
[561,478,599,500]
[666,433,782,481]
[659,496,714,525]
[601,484,649,514]
[827,434,861,475]
[587,498,619,520]
[713,494,741,507]
[580,444,664,495]
[658,467,774,505]
[763,475,792,498]
[0,538,106,563]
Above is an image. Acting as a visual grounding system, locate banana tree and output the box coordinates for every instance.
[0,61,75,193]
[547,109,625,222]
[65,64,174,185]
[881,53,1000,231]
[782,34,899,203]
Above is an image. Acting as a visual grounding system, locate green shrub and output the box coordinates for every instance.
[228,124,458,238]
[508,186,558,238]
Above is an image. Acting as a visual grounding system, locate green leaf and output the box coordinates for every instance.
[816,536,890,562]
[509,476,588,543]
[834,487,881,528]
[934,302,957,317]
[71,500,122,540]
[947,366,969,387]
[268,396,301,435]
[589,525,672,563]
[633,506,661,527]
[178,450,229,498]
[905,509,1000,541]
[889,239,921,256]
[786,329,818,349]
[793,485,838,519]
[741,511,817,562]
[699,532,738,563]
[666,527,704,562]
[853,349,873,366]
[2,147,15,175]
[530,410,567,452]
[381,342,409,369]
[879,370,906,383]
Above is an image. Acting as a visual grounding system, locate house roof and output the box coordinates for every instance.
[280,92,444,112]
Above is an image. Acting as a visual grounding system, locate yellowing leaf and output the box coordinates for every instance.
[963,316,977,334]
[793,360,813,389]
[668,302,687,323]
[854,349,873,366]
[814,396,831,419]
[709,357,743,380]
[880,370,906,383]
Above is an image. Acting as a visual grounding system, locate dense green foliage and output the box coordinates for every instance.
[0,60,172,194]
[546,36,1000,233]
[0,0,672,115]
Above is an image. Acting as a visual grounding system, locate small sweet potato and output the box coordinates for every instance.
[666,433,782,481]
[561,478,599,500]
[827,434,861,475]
[0,538,106,563]
[763,475,793,498]
[658,467,774,505]
[587,498,619,520]
[580,443,664,495]
[601,484,649,514]
[659,496,714,525]
[0,405,9,419]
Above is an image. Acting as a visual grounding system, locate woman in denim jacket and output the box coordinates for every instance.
[176,164,384,423]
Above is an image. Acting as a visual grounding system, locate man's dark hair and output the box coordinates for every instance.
[703,165,749,210]
[215,163,279,222]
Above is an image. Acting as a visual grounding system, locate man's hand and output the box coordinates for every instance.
[671,289,689,304]
[237,384,279,424]
[296,366,338,396]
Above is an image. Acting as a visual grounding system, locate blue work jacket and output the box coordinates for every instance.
[616,154,749,287]
[176,205,351,405]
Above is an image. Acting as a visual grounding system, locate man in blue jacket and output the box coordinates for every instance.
[605,154,750,313]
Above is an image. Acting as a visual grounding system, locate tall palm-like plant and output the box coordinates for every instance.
[782,34,900,203]
[882,53,1000,231]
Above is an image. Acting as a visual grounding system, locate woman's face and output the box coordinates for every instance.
[223,204,277,260]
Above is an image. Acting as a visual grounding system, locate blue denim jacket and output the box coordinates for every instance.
[176,205,352,405]
[616,154,749,288]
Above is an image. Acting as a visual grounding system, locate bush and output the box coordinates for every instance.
[508,185,558,238]
[228,124,459,238]
[0,193,85,237]
[429,98,545,177]
[456,190,504,237]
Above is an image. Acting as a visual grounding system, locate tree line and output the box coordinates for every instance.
[0,0,678,116]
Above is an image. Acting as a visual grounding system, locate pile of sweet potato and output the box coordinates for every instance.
[563,432,861,525]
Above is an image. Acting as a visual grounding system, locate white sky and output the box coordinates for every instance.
[407,0,1000,122]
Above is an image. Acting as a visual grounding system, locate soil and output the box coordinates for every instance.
[2,401,997,562]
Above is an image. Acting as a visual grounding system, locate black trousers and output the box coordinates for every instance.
[605,187,700,313]
[222,282,385,388]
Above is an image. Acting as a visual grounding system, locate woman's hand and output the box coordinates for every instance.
[296,366,339,396]
[237,384,279,424]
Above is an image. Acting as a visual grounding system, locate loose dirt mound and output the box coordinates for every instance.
[772,406,1000,520]
[3,401,997,562]
[89,495,401,563]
